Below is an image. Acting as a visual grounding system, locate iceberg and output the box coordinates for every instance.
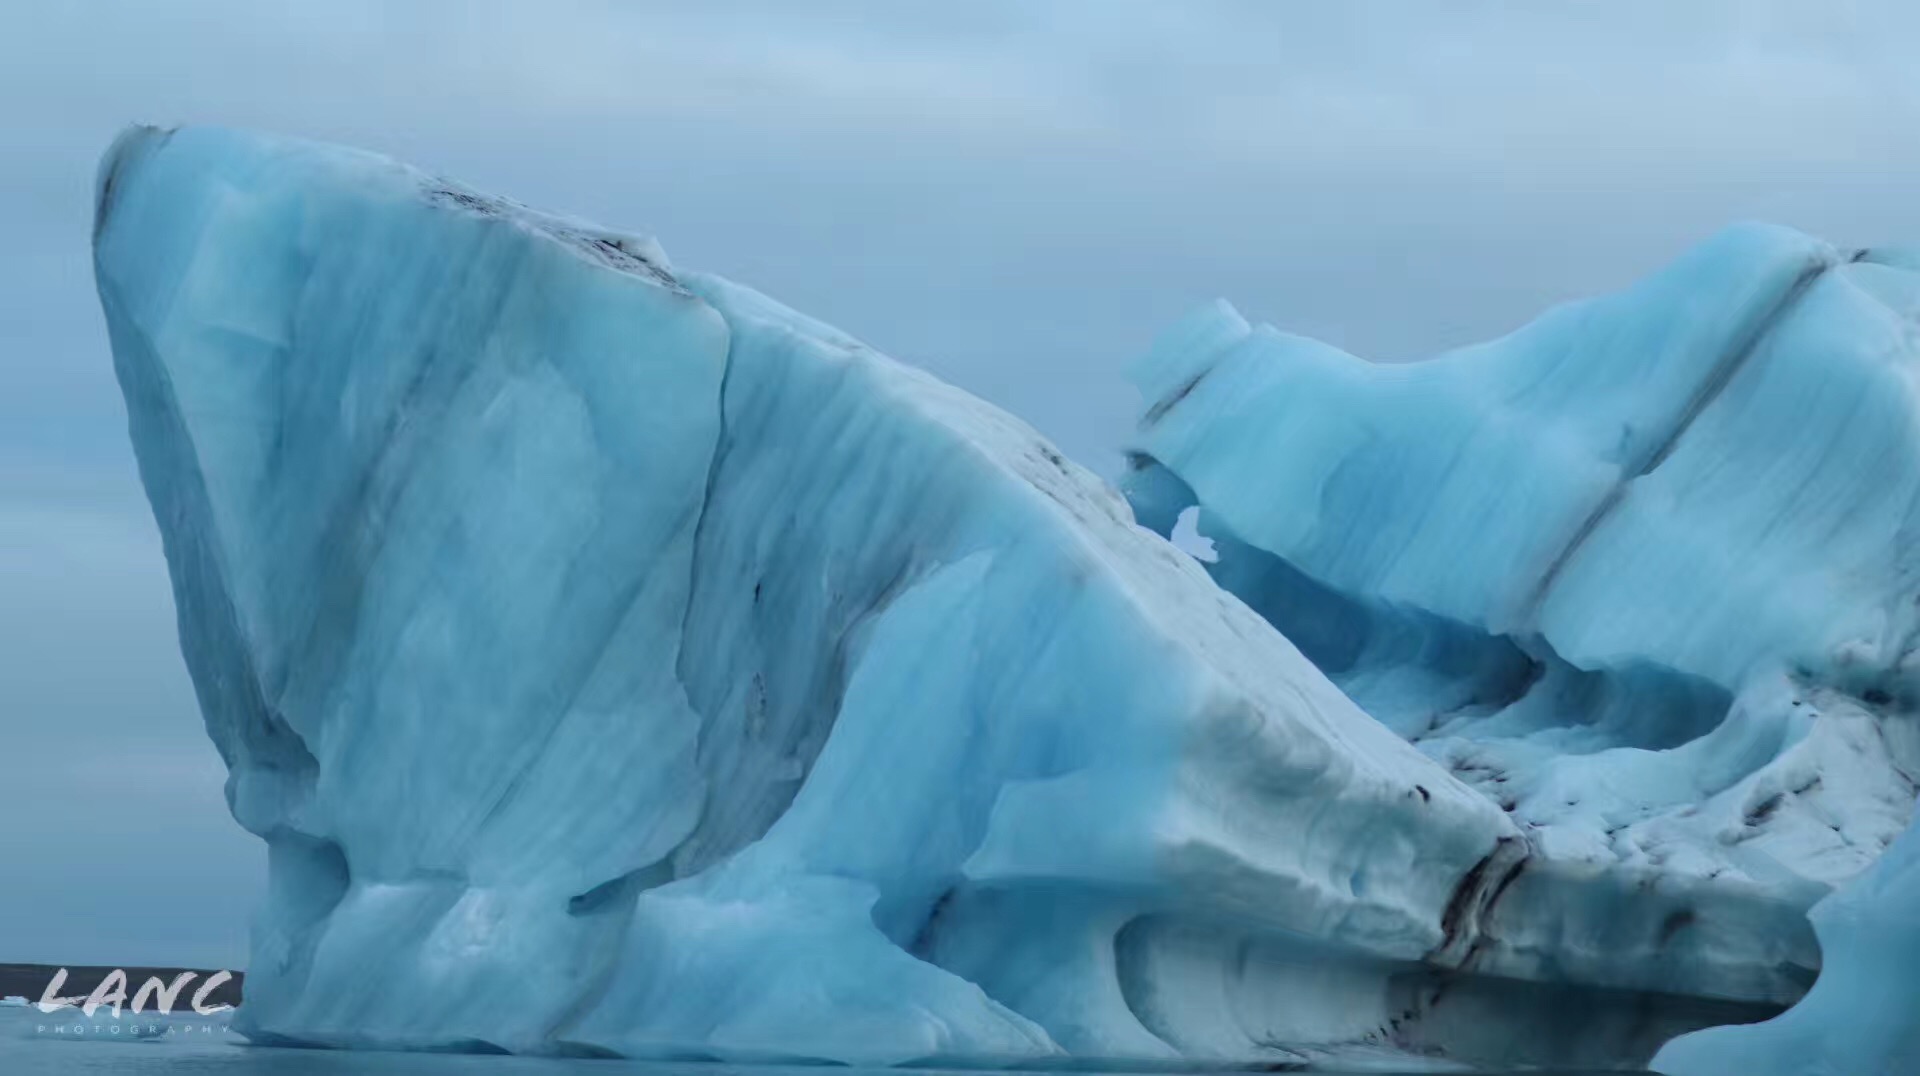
[95,124,1916,1072]
[95,126,1526,1067]
[1127,227,1920,1070]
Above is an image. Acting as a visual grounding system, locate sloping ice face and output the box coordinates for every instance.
[1127,225,1920,1071]
[95,126,1534,1067]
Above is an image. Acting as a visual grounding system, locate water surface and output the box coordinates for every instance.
[0,1006,1632,1075]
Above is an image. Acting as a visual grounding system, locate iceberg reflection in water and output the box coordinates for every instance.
[1,1003,1635,1076]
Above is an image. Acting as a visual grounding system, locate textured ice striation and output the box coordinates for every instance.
[94,127,1529,1067]
[1127,227,1920,1070]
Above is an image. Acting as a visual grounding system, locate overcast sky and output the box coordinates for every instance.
[2,1,1917,970]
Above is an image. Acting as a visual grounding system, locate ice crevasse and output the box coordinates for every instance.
[93,125,1918,1073]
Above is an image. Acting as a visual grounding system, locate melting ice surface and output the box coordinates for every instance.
[91,126,1918,1074]
[1653,812,1920,1074]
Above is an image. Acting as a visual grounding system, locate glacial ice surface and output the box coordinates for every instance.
[94,126,1525,1067]
[1653,814,1920,1074]
[1127,226,1920,1069]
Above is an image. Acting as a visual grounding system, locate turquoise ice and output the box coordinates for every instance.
[95,124,1918,1073]
[94,127,1519,1068]
[1127,223,1920,1073]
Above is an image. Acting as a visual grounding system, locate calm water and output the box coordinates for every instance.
[0,1006,1631,1075]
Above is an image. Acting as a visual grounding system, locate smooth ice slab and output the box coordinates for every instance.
[95,127,1521,1067]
